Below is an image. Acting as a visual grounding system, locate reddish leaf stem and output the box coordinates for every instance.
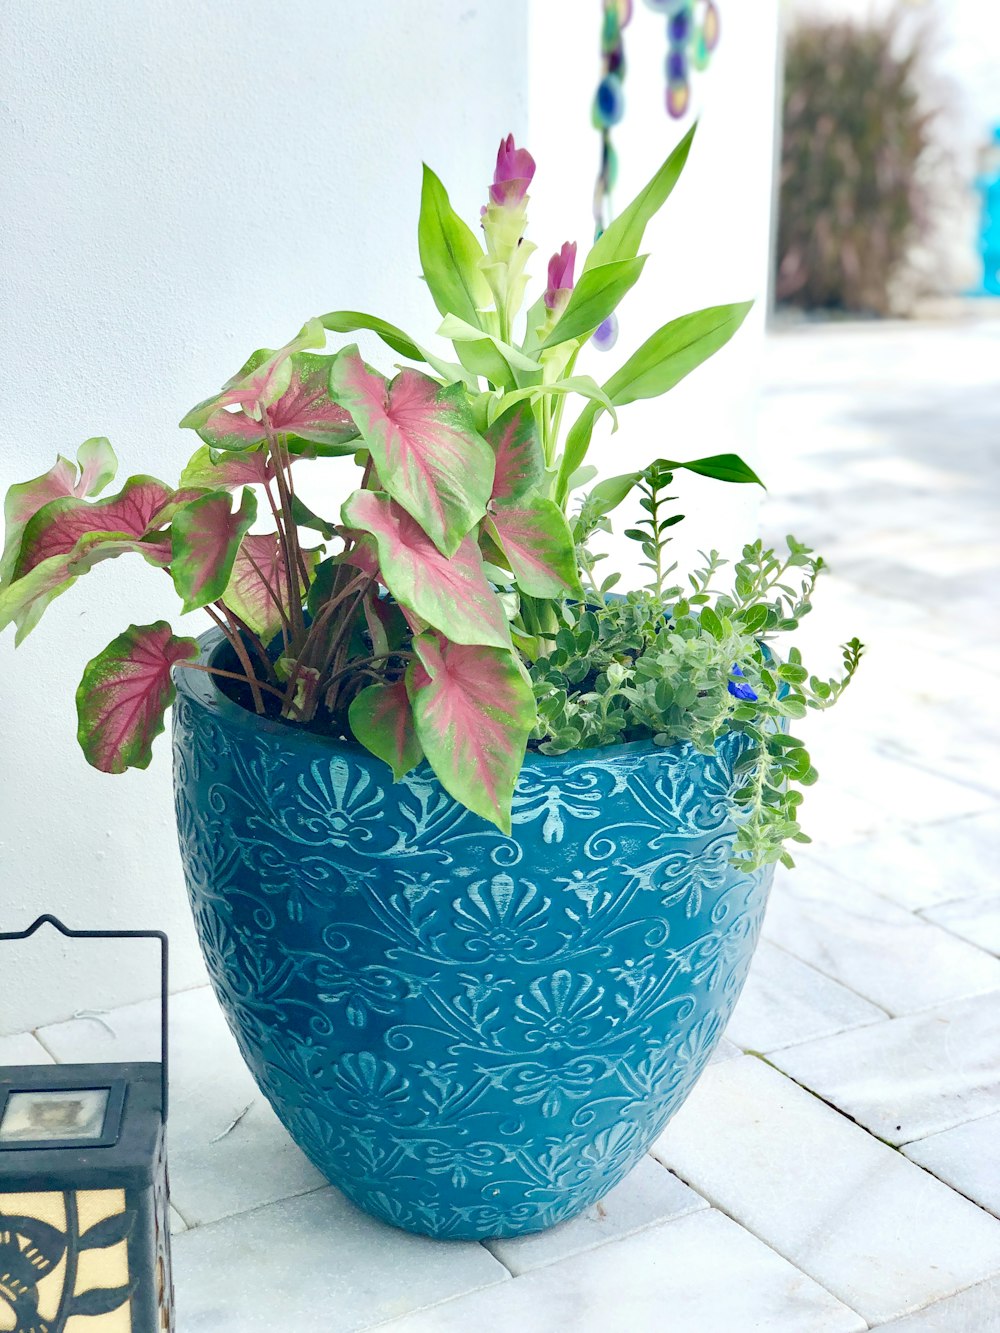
[213,602,277,683]
[257,414,305,640]
[322,649,413,692]
[179,660,299,712]
[205,604,265,714]
[260,415,309,633]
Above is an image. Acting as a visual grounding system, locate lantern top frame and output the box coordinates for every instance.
[0,914,169,1121]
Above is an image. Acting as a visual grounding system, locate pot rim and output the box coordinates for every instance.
[173,626,730,772]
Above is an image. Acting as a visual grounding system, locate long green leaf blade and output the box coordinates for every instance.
[438,315,541,373]
[673,453,763,486]
[318,310,424,362]
[605,301,754,407]
[555,300,753,502]
[418,165,492,327]
[541,256,648,349]
[584,123,697,273]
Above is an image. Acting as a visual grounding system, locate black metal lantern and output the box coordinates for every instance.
[0,916,174,1332]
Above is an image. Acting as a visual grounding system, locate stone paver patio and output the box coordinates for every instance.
[6,319,999,1329]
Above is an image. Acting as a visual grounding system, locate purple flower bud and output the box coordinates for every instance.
[544,241,578,311]
[490,134,536,207]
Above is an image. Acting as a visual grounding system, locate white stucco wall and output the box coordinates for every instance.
[529,0,780,579]
[0,0,529,1033]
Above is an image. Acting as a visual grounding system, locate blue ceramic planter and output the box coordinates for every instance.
[172,628,773,1240]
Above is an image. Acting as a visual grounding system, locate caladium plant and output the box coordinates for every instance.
[0,126,858,850]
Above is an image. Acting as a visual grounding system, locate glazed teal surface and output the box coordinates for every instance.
[172,629,773,1240]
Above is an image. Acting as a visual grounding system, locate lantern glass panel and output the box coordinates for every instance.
[0,1089,110,1145]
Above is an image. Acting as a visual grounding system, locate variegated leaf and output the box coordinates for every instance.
[348,677,423,780]
[13,476,173,579]
[330,347,494,557]
[145,487,212,530]
[1,439,119,583]
[406,631,535,832]
[485,403,545,503]
[76,621,199,773]
[0,534,170,645]
[222,532,322,645]
[488,495,583,598]
[75,437,119,497]
[342,490,510,649]
[179,445,273,490]
[170,488,257,612]
[195,353,359,453]
[179,318,326,433]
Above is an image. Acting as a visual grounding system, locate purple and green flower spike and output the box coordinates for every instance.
[490,133,536,208]
[544,242,578,313]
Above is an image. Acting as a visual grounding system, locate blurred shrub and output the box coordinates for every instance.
[776,14,935,315]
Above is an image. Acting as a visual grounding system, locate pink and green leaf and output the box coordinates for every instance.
[330,347,494,557]
[342,490,510,649]
[179,318,326,432]
[338,535,381,582]
[349,678,424,780]
[406,632,535,832]
[187,407,271,452]
[75,437,118,497]
[267,352,358,447]
[1,439,119,583]
[1,459,77,584]
[145,487,213,530]
[267,353,359,446]
[362,590,409,658]
[193,353,359,453]
[485,403,545,502]
[13,476,173,579]
[179,445,274,491]
[488,495,583,598]
[1,528,170,645]
[222,532,322,645]
[0,554,80,642]
[76,621,199,773]
[170,488,258,613]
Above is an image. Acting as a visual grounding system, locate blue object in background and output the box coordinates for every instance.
[975,125,1000,296]
[173,629,774,1240]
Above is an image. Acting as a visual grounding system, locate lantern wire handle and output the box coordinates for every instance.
[0,914,169,1122]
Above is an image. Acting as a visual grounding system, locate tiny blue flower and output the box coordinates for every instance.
[728,664,758,702]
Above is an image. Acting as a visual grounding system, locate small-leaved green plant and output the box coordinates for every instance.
[534,460,862,865]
